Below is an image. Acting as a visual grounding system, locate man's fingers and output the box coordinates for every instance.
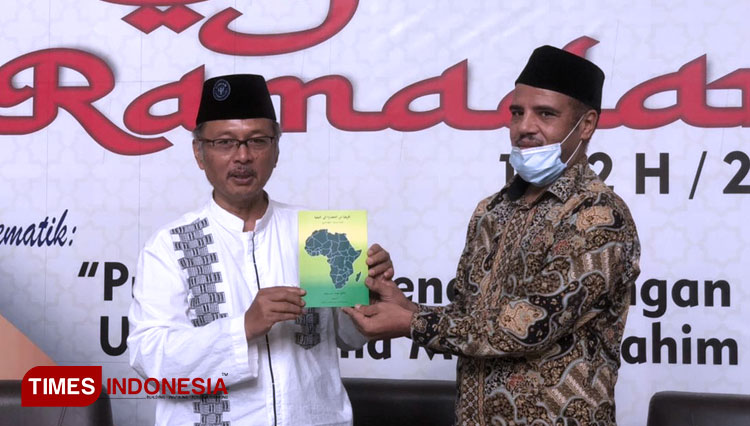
[366,244,387,265]
[259,287,306,306]
[366,243,394,277]
[367,255,392,276]
[355,303,380,316]
[368,261,393,277]
[365,276,393,294]
[367,266,395,280]
[381,267,394,280]
[261,286,306,296]
[364,277,375,290]
[344,303,414,340]
[345,303,379,316]
[342,307,368,331]
[261,312,302,327]
[367,243,383,257]
[365,277,385,302]
[269,301,305,315]
[342,306,363,320]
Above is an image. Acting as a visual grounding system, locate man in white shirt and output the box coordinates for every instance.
[127,74,393,426]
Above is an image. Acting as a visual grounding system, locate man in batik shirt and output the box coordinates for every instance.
[345,46,641,425]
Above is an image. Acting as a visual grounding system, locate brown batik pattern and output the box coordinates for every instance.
[412,158,640,425]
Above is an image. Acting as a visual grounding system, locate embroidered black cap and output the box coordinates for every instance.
[195,74,276,126]
[515,45,605,113]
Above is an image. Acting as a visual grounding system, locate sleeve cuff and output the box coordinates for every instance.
[410,310,441,347]
[229,315,258,377]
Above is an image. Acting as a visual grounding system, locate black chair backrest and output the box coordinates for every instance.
[342,378,456,426]
[0,380,113,426]
[647,391,750,426]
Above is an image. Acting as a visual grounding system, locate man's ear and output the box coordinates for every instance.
[193,140,205,170]
[580,109,599,141]
[273,138,280,168]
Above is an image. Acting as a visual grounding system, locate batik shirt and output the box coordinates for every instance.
[411,158,640,425]
[128,196,366,426]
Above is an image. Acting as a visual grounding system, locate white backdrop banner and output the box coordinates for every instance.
[2,1,749,425]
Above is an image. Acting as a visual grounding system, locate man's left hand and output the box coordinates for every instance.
[365,275,417,311]
[366,243,394,279]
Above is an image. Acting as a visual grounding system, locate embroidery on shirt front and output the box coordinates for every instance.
[295,308,320,349]
[193,394,230,426]
[170,218,231,425]
[171,218,228,327]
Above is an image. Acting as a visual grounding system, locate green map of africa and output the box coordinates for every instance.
[304,229,362,289]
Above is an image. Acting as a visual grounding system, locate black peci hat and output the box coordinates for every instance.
[195,74,276,126]
[515,46,605,113]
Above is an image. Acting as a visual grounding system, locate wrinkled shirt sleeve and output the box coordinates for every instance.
[411,198,640,358]
[128,233,258,386]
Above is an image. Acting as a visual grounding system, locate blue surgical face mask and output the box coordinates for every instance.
[509,114,585,187]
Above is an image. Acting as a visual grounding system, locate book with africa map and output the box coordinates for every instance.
[298,210,369,307]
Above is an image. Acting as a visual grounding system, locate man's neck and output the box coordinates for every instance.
[214,192,269,232]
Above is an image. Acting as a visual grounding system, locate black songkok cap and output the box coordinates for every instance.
[515,45,605,113]
[195,74,276,126]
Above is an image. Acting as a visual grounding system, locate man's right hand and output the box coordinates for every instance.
[244,287,306,341]
[366,276,418,313]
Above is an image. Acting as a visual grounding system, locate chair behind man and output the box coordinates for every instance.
[646,390,750,426]
[343,378,455,426]
[0,380,113,426]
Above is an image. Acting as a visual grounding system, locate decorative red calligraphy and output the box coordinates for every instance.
[103,0,358,56]
[1,31,748,155]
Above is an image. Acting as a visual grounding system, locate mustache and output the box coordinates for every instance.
[228,167,257,178]
[514,136,543,147]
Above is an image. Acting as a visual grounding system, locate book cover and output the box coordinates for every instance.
[298,210,369,307]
